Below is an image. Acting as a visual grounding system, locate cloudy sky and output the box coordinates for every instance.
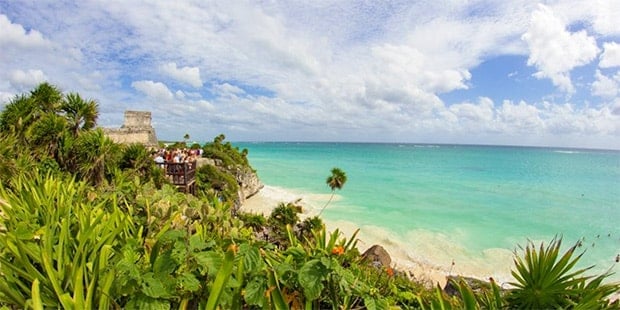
[1,1,619,149]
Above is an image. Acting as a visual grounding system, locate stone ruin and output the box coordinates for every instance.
[104,110,159,147]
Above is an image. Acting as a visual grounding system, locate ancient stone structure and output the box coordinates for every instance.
[104,110,159,147]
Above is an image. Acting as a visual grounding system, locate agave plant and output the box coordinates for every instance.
[506,237,620,309]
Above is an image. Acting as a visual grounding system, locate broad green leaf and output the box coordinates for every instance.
[189,234,214,252]
[153,252,177,275]
[141,273,171,298]
[177,272,201,293]
[298,259,328,301]
[244,277,267,307]
[193,251,222,276]
[239,243,262,271]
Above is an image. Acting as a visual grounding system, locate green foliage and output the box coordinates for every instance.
[61,92,98,136]
[506,237,620,309]
[202,133,249,167]
[238,212,267,231]
[72,128,121,185]
[0,173,132,309]
[195,164,240,203]
[1,84,619,309]
[119,144,163,185]
[268,202,302,247]
[318,167,348,216]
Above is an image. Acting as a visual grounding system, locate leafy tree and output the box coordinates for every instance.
[61,92,99,136]
[213,133,226,145]
[72,128,121,185]
[30,82,62,114]
[28,113,67,160]
[317,167,347,216]
[0,95,36,137]
[119,144,155,178]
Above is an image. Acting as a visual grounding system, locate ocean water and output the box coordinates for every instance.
[237,142,620,283]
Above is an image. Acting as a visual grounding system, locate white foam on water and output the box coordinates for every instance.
[241,184,619,286]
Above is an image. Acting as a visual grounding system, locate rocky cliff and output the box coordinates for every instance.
[234,166,264,203]
[195,158,263,205]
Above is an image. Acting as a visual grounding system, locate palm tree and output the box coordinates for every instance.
[61,93,99,137]
[0,95,36,138]
[30,82,62,114]
[73,129,120,185]
[317,168,347,216]
[28,113,67,160]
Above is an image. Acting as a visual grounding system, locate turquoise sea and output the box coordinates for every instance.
[237,142,620,282]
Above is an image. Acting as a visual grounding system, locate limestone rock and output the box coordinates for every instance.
[195,158,263,206]
[234,166,263,202]
[362,245,392,268]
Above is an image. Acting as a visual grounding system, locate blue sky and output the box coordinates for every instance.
[0,1,619,149]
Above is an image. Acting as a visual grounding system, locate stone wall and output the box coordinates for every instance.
[123,110,153,129]
[104,110,159,147]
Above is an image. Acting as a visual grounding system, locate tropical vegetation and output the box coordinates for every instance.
[0,83,618,309]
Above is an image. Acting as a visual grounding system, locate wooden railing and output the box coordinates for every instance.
[162,161,196,194]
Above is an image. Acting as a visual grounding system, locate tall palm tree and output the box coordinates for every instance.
[317,167,347,216]
[61,93,99,136]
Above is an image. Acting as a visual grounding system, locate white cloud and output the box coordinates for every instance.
[0,14,49,48]
[497,100,544,133]
[0,92,14,105]
[9,69,48,90]
[131,80,174,102]
[160,63,203,87]
[1,2,619,148]
[522,4,599,93]
[592,70,620,98]
[213,83,245,96]
[449,97,495,123]
[600,42,620,68]
[589,0,620,36]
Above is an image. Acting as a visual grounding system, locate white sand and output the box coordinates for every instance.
[240,185,515,288]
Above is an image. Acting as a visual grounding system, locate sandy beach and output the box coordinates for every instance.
[240,185,515,288]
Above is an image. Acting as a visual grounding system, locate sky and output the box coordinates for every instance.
[1,1,619,149]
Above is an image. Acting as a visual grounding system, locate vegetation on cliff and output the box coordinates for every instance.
[0,84,618,309]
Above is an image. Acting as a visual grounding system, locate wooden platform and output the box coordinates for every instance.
[163,161,196,194]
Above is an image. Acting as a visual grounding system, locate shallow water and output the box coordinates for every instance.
[237,142,620,282]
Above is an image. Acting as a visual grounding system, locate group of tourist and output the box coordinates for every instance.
[153,148,202,164]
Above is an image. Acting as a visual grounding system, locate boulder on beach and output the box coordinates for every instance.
[361,244,392,268]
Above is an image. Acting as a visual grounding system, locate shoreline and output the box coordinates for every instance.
[240,185,514,288]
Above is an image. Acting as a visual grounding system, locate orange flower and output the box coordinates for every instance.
[386,267,394,277]
[331,246,344,256]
